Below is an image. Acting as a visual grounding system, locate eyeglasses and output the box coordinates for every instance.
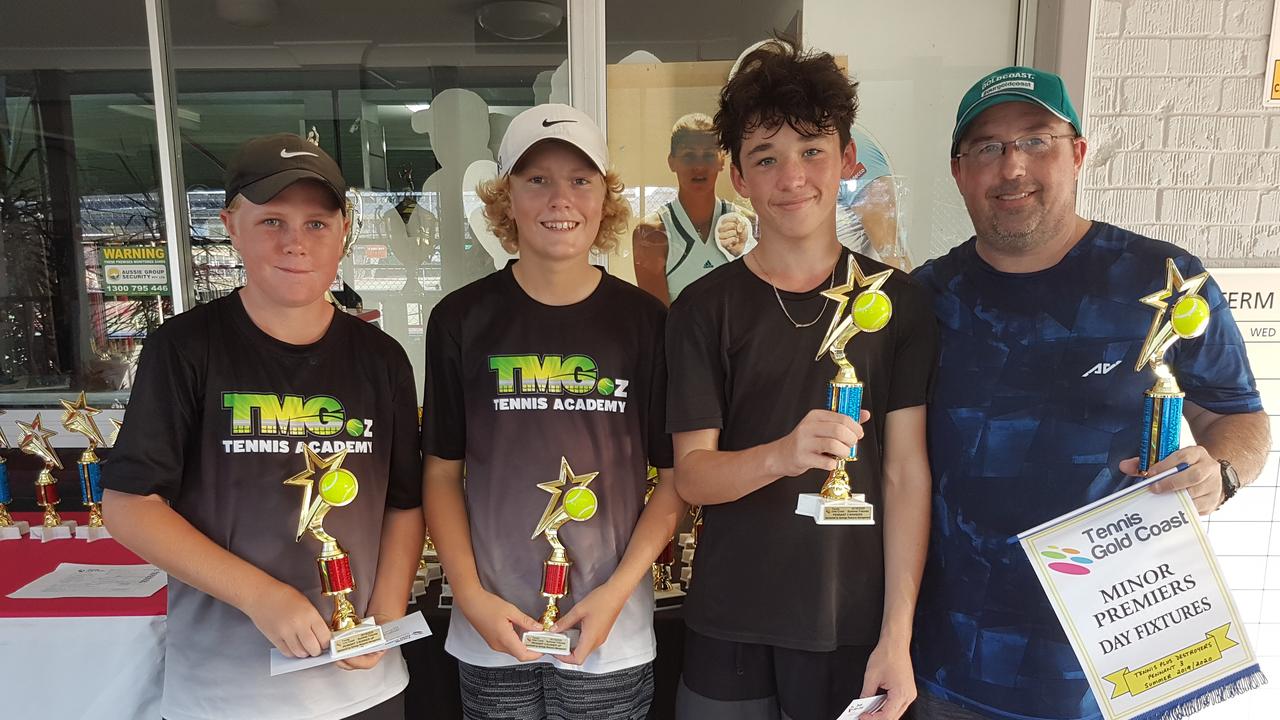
[953,133,1078,164]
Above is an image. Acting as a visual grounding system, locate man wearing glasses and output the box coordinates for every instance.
[909,67,1268,720]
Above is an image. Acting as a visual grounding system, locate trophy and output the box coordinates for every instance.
[679,505,703,588]
[108,418,123,447]
[0,410,29,540]
[284,446,386,659]
[644,466,684,608]
[1135,258,1212,471]
[796,254,893,525]
[522,457,599,655]
[61,393,111,541]
[413,531,442,599]
[18,414,77,541]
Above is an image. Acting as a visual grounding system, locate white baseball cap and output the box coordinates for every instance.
[496,103,610,177]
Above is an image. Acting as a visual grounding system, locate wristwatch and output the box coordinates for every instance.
[1218,459,1241,508]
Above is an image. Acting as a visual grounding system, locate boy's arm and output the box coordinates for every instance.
[672,410,865,506]
[103,489,332,658]
[335,505,424,671]
[423,455,543,661]
[554,467,685,665]
[861,405,929,719]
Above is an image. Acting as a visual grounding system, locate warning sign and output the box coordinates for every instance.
[100,246,171,297]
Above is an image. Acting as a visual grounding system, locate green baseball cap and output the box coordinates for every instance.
[951,66,1082,155]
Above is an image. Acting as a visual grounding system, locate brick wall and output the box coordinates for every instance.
[1079,0,1279,264]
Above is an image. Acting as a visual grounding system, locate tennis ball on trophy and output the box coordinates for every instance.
[1171,295,1210,339]
[346,418,366,437]
[852,290,892,332]
[597,377,616,396]
[563,487,598,521]
[319,468,359,506]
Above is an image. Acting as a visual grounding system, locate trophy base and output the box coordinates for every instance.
[437,583,454,609]
[75,525,112,542]
[30,521,77,542]
[522,629,578,656]
[655,586,686,610]
[330,618,387,660]
[680,566,692,584]
[412,563,443,599]
[795,493,875,525]
[0,521,30,540]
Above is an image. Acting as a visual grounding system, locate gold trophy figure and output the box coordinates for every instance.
[284,446,386,658]
[1135,258,1212,472]
[522,457,600,655]
[17,414,77,541]
[108,418,123,447]
[61,392,111,541]
[796,254,894,525]
[0,410,30,540]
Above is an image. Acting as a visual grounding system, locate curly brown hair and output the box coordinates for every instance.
[477,169,631,254]
[716,38,859,170]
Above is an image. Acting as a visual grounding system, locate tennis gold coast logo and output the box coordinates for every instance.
[220,392,375,455]
[489,354,629,414]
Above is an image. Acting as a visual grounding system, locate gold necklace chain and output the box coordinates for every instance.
[751,253,838,329]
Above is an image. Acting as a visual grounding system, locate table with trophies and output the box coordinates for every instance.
[0,399,165,719]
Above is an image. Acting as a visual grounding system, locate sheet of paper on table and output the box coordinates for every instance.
[269,611,433,676]
[836,693,886,719]
[7,563,166,599]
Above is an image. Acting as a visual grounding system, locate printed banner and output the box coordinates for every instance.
[100,246,171,297]
[1018,474,1265,719]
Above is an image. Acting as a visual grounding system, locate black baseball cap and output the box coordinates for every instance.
[223,133,347,211]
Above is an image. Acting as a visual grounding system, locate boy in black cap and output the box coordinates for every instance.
[103,133,424,720]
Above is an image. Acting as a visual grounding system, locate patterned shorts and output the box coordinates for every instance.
[458,660,655,720]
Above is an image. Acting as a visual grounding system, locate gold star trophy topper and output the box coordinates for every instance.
[797,254,893,525]
[18,414,76,538]
[283,446,386,658]
[61,392,109,531]
[1134,257,1212,471]
[522,457,600,656]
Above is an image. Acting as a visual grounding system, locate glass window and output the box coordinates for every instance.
[0,0,168,406]
[170,1,569,394]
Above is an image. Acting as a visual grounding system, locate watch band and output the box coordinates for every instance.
[1218,459,1240,508]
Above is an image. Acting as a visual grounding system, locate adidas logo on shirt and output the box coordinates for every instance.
[703,261,714,269]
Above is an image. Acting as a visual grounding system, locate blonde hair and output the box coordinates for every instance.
[477,170,631,254]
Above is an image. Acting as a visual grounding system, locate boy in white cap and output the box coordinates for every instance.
[421,104,683,719]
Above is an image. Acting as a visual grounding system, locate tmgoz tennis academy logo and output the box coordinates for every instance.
[220,392,376,455]
[489,354,629,414]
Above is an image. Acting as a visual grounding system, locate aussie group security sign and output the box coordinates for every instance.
[1018,476,1265,719]
[100,245,171,297]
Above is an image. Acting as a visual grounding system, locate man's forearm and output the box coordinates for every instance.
[366,507,426,619]
[1191,409,1270,487]
[102,489,279,612]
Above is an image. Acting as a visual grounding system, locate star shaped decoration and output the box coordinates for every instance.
[17,414,63,469]
[108,418,124,447]
[0,409,8,449]
[815,254,894,361]
[60,391,106,447]
[1135,257,1210,373]
[531,456,599,540]
[283,445,350,540]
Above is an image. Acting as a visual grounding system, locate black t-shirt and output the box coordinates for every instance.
[421,264,673,671]
[666,249,937,651]
[103,291,421,718]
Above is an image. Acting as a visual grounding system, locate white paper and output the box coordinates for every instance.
[269,611,432,676]
[7,563,166,599]
[836,693,886,719]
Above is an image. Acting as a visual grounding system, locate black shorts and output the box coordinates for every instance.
[676,628,874,720]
